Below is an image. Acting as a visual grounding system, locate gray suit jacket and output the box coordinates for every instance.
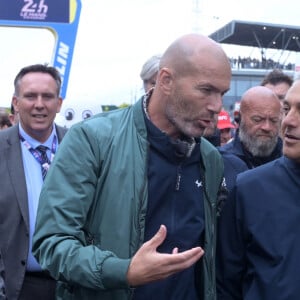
[0,124,67,300]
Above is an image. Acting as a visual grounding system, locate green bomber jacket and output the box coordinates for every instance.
[32,98,223,300]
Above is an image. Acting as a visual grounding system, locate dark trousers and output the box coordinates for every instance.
[19,272,56,300]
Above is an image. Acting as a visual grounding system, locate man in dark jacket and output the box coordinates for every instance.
[217,79,300,299]
[219,86,282,191]
[0,64,66,300]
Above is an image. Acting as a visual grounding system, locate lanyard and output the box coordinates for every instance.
[19,134,57,169]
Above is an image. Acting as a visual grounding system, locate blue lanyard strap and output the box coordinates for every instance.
[19,134,57,168]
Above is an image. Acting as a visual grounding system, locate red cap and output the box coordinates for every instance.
[217,110,235,130]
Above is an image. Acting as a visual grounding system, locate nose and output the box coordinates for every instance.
[208,93,223,114]
[260,119,277,132]
[34,95,45,108]
[282,109,298,128]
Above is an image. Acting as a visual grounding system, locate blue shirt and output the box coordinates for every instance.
[19,124,58,271]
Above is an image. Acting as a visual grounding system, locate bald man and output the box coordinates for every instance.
[33,34,231,300]
[219,86,282,191]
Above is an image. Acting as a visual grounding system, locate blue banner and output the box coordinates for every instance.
[0,0,70,23]
[0,0,81,99]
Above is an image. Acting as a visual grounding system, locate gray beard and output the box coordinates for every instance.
[239,123,278,157]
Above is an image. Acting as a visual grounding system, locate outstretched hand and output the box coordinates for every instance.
[126,224,204,286]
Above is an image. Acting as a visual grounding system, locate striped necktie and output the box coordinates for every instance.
[36,145,51,180]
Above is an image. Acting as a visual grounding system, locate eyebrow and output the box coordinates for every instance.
[196,83,229,95]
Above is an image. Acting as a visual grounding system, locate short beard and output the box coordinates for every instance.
[165,93,204,138]
[239,121,278,157]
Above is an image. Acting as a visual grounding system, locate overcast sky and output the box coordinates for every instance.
[1,0,300,122]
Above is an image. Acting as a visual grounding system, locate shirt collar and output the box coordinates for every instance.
[19,123,57,149]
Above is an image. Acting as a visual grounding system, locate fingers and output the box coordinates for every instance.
[170,247,204,264]
[153,247,205,281]
[146,224,167,250]
[161,247,204,276]
[177,247,204,265]
[172,247,179,254]
[127,225,205,286]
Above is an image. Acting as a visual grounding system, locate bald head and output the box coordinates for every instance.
[238,86,281,157]
[148,33,232,139]
[159,33,231,78]
[240,86,281,114]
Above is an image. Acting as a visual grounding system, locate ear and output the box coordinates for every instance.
[158,67,173,95]
[56,97,63,113]
[233,112,240,124]
[12,96,19,113]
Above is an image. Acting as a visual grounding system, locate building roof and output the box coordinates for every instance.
[209,20,300,52]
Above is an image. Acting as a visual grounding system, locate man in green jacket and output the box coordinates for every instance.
[33,33,231,300]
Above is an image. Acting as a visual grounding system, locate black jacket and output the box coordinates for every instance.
[219,131,282,169]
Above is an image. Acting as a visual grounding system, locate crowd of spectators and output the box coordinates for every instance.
[229,56,295,70]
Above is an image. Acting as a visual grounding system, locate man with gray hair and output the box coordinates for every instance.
[220,86,282,169]
[219,86,282,191]
[140,54,161,92]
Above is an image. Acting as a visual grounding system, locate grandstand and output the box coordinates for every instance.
[209,20,300,110]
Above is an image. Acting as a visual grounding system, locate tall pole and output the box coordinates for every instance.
[192,0,202,33]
